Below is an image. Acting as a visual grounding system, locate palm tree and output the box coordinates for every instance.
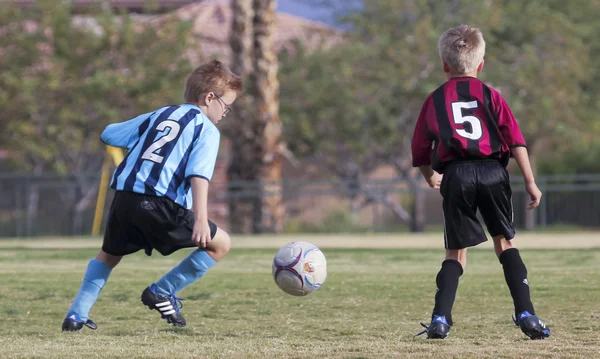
[252,0,284,233]
[228,0,255,233]
[228,0,283,233]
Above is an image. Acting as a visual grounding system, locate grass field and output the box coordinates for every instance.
[1,233,599,358]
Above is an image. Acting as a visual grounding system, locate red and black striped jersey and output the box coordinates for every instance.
[411,77,526,173]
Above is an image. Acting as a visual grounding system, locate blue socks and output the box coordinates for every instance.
[67,258,112,321]
[66,251,217,321]
[153,249,217,297]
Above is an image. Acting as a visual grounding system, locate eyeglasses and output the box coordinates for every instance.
[215,93,232,116]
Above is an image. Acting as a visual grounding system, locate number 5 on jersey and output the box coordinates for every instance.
[451,101,483,140]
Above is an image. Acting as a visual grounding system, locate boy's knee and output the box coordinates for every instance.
[207,228,231,260]
[96,251,122,268]
[493,235,515,257]
[445,249,467,271]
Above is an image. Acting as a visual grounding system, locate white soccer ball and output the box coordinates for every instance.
[272,241,327,296]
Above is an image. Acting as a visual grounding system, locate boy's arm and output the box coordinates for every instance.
[190,177,211,248]
[185,125,220,182]
[100,112,154,149]
[186,125,220,247]
[512,146,542,210]
[494,94,540,209]
[495,95,527,149]
[412,97,440,189]
[411,99,434,169]
[418,165,441,190]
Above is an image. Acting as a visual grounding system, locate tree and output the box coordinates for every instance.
[530,0,600,175]
[281,0,598,231]
[279,1,449,230]
[0,1,195,234]
[480,0,590,229]
[227,0,257,233]
[252,0,284,233]
[227,0,283,233]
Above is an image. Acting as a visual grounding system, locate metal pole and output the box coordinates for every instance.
[91,151,111,236]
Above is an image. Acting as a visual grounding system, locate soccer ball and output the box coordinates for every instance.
[272,241,327,296]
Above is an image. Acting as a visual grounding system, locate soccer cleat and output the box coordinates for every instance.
[141,284,186,327]
[513,311,551,340]
[61,312,98,332]
[416,315,451,339]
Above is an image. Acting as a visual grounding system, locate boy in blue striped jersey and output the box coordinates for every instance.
[62,60,243,331]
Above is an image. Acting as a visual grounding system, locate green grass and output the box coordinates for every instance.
[1,243,599,358]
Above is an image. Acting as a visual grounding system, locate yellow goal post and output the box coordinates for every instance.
[92,146,125,236]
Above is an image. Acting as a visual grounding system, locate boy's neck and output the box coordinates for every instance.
[188,101,208,113]
[447,71,478,80]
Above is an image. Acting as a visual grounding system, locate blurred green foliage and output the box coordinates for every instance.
[1,0,598,177]
[0,0,195,174]
[280,0,600,176]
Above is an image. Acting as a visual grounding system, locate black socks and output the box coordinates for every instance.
[499,248,535,317]
[432,259,463,326]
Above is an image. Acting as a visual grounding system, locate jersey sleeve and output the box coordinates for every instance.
[411,98,434,167]
[495,95,526,148]
[100,112,152,149]
[185,124,221,182]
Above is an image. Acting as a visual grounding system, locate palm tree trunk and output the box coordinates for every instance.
[228,0,255,233]
[252,0,284,233]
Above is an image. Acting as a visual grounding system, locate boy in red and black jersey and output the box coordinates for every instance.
[412,25,550,340]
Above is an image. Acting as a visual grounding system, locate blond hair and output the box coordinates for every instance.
[438,25,485,74]
[184,60,243,103]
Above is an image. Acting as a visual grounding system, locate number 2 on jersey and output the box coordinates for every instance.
[141,120,181,164]
[451,101,483,140]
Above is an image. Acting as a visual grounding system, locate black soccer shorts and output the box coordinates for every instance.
[102,191,218,256]
[440,159,515,250]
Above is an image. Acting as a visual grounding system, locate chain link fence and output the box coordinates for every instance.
[0,173,599,237]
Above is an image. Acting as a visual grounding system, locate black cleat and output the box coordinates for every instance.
[141,284,186,327]
[513,311,551,340]
[416,315,451,339]
[61,312,97,332]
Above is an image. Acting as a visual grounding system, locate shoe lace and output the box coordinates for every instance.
[512,314,519,327]
[168,294,185,314]
[415,322,429,337]
[85,319,97,330]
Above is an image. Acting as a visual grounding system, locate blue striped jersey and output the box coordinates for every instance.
[100,104,220,209]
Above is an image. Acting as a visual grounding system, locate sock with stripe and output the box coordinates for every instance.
[499,248,535,317]
[432,259,463,326]
[153,249,217,297]
[67,258,112,321]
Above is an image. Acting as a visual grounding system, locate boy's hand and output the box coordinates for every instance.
[425,172,442,190]
[192,220,212,248]
[525,182,542,210]
[512,147,541,209]
[419,165,442,190]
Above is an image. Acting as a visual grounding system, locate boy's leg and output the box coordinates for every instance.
[494,235,550,339]
[494,236,534,316]
[153,227,231,296]
[476,162,550,339]
[432,249,466,327]
[63,251,122,331]
[419,164,486,338]
[141,223,231,327]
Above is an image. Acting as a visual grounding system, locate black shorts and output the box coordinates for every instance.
[102,191,218,256]
[440,159,515,250]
